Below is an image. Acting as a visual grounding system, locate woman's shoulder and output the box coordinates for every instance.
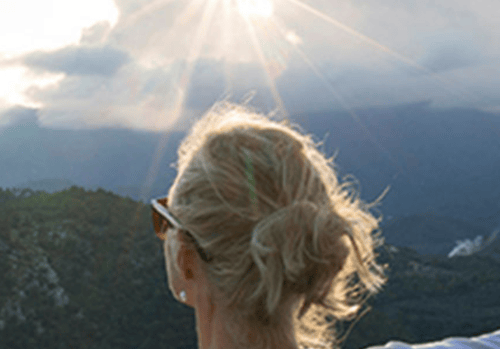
[364,329,500,349]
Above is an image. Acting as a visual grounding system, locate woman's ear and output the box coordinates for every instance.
[177,240,198,281]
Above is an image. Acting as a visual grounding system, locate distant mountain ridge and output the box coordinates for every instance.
[2,102,500,225]
[13,179,76,193]
[381,213,490,256]
[291,102,500,222]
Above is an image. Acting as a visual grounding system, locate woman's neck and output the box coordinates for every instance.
[194,300,300,349]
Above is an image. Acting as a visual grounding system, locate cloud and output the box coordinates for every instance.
[22,45,130,77]
[21,57,279,131]
[413,31,483,74]
[20,52,498,132]
[5,0,500,130]
[422,46,477,73]
[80,21,113,45]
[295,0,496,73]
[26,62,181,130]
[0,107,39,129]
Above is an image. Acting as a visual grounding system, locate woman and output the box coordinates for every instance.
[151,101,390,349]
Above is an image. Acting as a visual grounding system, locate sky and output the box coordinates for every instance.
[1,0,499,131]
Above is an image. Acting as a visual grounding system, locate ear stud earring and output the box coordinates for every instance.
[179,290,187,302]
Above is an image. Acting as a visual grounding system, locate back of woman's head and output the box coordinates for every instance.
[167,102,388,349]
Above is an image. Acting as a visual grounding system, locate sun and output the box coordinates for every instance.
[237,0,274,19]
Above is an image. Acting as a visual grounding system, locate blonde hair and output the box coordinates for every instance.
[166,102,388,349]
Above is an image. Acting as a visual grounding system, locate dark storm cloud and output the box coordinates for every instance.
[23,45,130,77]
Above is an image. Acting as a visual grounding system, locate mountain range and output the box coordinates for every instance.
[2,102,500,256]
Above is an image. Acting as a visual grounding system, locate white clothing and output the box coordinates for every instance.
[365,329,500,349]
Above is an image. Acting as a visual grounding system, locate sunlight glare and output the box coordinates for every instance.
[285,30,302,45]
[0,0,118,57]
[237,0,274,19]
[240,12,288,117]
[0,67,64,108]
[0,0,118,110]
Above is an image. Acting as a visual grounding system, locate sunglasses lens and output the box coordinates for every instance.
[152,208,170,240]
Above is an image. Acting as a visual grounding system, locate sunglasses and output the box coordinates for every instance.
[151,196,214,263]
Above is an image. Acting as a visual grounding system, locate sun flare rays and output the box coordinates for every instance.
[284,0,479,106]
[116,0,478,130]
[142,0,220,199]
[115,0,483,198]
[270,16,410,182]
[237,0,274,19]
[241,13,288,118]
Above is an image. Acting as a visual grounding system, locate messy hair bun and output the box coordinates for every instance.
[167,102,388,349]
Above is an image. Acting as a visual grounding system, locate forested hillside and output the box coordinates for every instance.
[1,188,499,349]
[0,187,197,349]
